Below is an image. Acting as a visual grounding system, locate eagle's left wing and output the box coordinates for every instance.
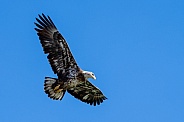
[67,80,107,106]
[34,14,79,77]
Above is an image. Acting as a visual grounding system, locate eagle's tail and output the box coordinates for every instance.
[44,77,66,100]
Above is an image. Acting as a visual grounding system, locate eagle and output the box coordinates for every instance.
[34,14,107,106]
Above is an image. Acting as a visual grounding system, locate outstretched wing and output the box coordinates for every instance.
[34,14,79,76]
[67,80,107,106]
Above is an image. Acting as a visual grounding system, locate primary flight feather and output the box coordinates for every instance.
[34,14,107,106]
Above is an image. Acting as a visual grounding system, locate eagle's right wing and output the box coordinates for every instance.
[67,80,107,106]
[34,14,79,77]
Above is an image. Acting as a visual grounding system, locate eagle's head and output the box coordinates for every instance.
[82,71,96,80]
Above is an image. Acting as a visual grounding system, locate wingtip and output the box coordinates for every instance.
[37,13,46,20]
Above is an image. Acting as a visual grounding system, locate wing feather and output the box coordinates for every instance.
[67,80,107,106]
[35,13,79,76]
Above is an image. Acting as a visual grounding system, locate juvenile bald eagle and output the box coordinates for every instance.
[34,14,107,106]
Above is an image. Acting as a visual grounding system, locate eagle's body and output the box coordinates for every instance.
[35,14,107,106]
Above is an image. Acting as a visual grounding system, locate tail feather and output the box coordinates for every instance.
[44,77,66,100]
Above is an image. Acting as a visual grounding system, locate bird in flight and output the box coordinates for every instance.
[34,14,107,106]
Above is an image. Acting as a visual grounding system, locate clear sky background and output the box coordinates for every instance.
[0,0,184,122]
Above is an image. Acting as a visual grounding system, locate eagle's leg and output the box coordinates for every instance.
[54,85,63,93]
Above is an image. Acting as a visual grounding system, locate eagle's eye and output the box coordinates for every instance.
[92,73,94,76]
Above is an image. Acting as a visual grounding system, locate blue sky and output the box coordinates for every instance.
[0,0,184,122]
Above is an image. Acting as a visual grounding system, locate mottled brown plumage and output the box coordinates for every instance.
[35,14,107,106]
